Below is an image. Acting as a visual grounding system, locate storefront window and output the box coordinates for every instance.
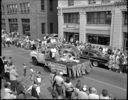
[8,18,18,32]
[87,34,110,46]
[98,36,110,45]
[21,19,30,36]
[87,34,98,44]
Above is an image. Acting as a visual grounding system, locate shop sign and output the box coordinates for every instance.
[64,24,79,29]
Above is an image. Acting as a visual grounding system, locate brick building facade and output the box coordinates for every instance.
[1,0,58,39]
[57,0,127,51]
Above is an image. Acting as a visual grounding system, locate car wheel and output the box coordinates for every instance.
[92,61,98,67]
[32,57,38,65]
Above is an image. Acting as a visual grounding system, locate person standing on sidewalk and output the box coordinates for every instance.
[30,65,35,81]
[23,63,27,77]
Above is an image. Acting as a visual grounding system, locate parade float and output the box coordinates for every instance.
[30,37,92,78]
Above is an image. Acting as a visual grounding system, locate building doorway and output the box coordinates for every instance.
[64,32,79,43]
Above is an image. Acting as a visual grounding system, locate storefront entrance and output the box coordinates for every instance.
[123,32,128,51]
[64,32,79,43]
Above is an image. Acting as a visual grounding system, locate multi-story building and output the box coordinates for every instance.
[58,0,127,51]
[1,0,58,39]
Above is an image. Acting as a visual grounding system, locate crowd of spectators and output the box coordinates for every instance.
[2,30,37,50]
[2,30,128,73]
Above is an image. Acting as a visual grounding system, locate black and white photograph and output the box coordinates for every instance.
[1,0,127,99]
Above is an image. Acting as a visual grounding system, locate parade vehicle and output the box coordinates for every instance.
[80,49,109,67]
[30,38,92,78]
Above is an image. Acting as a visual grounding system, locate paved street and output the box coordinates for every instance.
[2,46,127,99]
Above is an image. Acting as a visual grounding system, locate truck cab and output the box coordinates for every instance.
[30,48,46,65]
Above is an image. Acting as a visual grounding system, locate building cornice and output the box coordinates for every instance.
[57,3,127,13]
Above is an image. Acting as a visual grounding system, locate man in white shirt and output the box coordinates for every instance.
[10,66,18,81]
[53,72,64,96]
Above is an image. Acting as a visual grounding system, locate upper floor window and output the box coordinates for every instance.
[64,13,79,24]
[20,2,30,14]
[1,5,5,15]
[41,0,45,10]
[49,0,53,11]
[101,0,110,3]
[88,0,96,4]
[87,11,111,25]
[7,4,17,14]
[68,0,74,6]
[1,19,6,30]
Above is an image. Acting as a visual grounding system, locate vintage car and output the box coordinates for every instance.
[80,49,109,67]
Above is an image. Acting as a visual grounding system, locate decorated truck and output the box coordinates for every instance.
[30,38,92,78]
